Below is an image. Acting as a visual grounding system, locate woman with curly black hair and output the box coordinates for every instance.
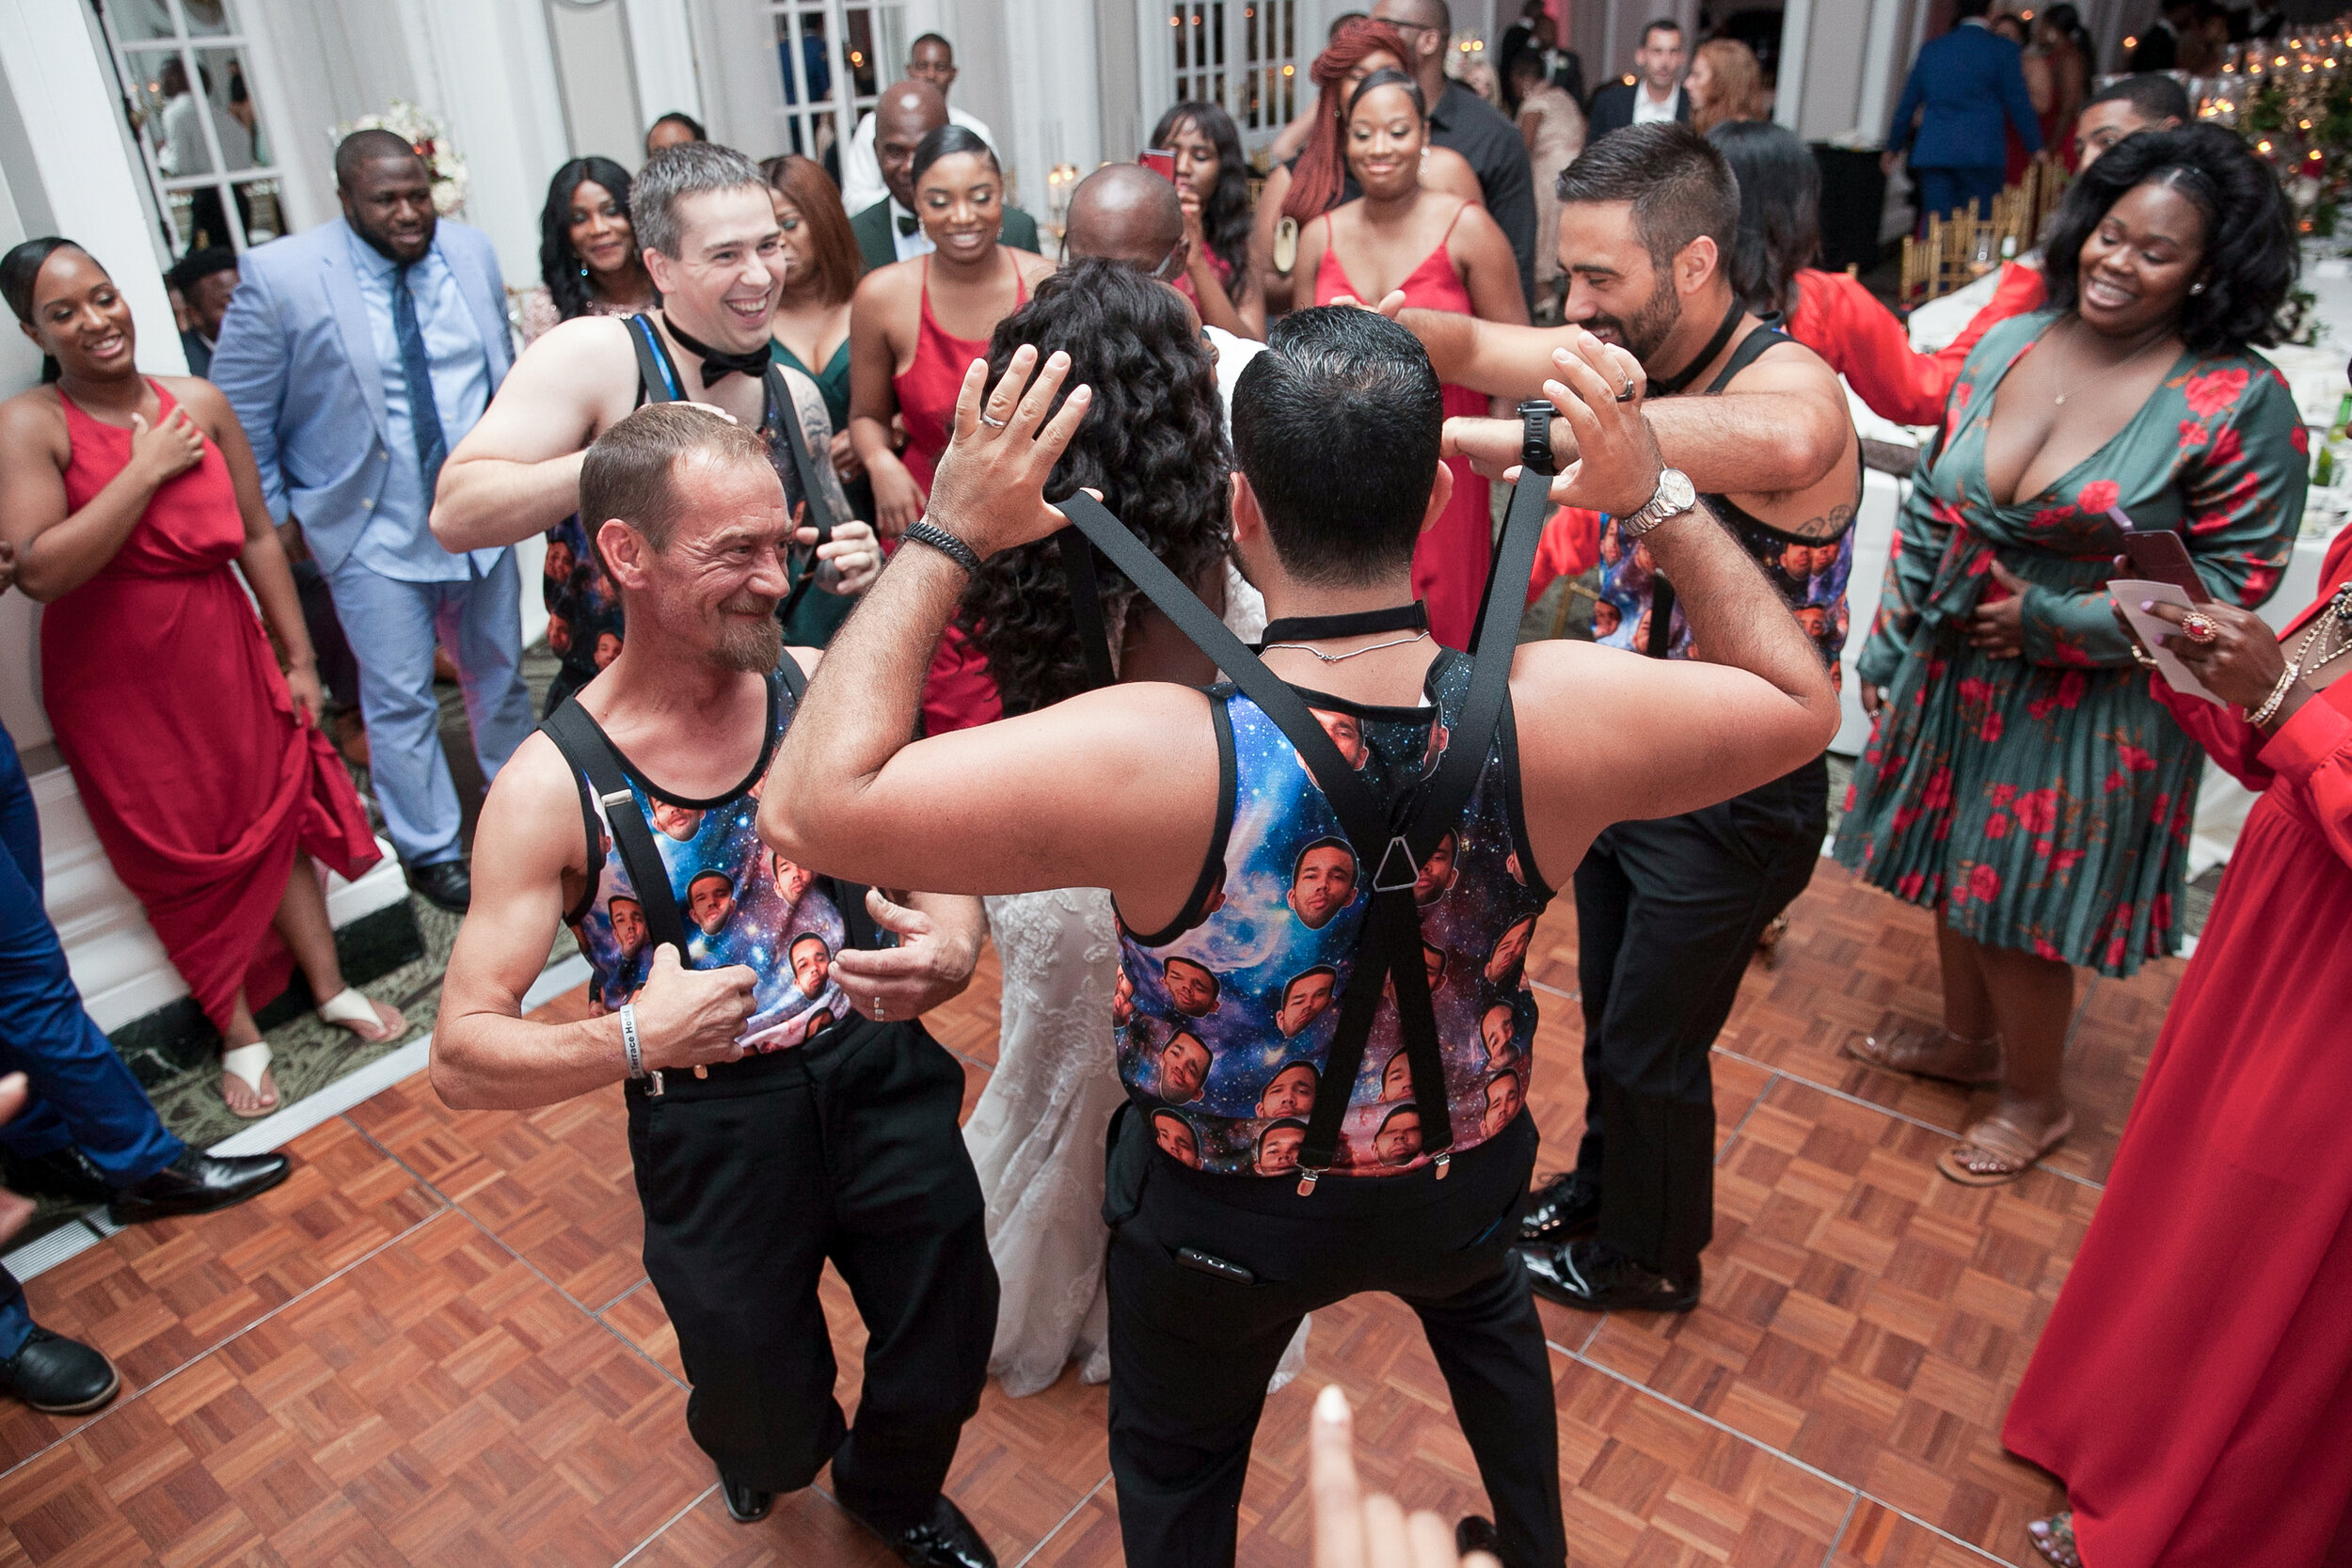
[1151,102,1265,341]
[954,260,1303,1399]
[1836,125,2306,1188]
[516,157,657,346]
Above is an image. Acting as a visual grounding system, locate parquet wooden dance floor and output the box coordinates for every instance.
[0,863,2173,1567]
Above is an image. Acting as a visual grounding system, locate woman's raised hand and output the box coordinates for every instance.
[130,404,206,487]
[924,346,1093,559]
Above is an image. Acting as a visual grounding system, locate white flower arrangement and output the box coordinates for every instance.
[331,100,469,215]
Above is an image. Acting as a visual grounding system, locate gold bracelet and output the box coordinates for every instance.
[2249,668,2300,728]
[2129,644,2159,670]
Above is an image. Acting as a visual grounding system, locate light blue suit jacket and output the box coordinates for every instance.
[1885,21,2042,171]
[210,217,511,575]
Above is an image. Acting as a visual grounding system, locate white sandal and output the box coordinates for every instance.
[221,1041,278,1119]
[316,987,405,1044]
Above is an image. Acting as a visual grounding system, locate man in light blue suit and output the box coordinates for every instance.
[1883,0,2042,229]
[211,130,534,912]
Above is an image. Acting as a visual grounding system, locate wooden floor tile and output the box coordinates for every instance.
[4,1117,441,1474]
[926,940,1002,1071]
[346,1077,645,1312]
[1830,1497,2016,1566]
[599,1278,683,1384]
[0,1211,709,1567]
[624,1484,900,1568]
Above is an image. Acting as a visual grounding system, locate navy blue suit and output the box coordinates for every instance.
[1885,20,2042,225]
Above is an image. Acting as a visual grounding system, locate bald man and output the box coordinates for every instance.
[848,79,1040,272]
[1062,163,1265,431]
[839,35,997,214]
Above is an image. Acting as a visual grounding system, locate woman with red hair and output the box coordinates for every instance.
[1248,17,1485,317]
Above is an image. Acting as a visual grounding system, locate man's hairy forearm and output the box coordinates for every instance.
[1647,501,1837,726]
[764,547,963,858]
[434,1008,627,1110]
[1636,397,1846,495]
[432,451,588,550]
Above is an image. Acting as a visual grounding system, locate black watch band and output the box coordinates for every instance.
[1518,400,1556,475]
[903,519,984,576]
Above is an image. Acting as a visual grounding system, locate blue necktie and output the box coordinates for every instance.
[391,260,448,499]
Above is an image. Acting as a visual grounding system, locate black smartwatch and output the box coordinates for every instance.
[1518,400,1557,475]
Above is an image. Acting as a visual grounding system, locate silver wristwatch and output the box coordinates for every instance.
[1618,468,1697,539]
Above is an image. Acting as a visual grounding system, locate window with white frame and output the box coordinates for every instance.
[97,0,286,256]
[766,0,911,165]
[1162,1,1303,155]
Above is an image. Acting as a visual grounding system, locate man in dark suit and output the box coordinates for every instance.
[1371,0,1539,304]
[849,80,1040,274]
[1882,0,2042,226]
[2127,0,2199,69]
[1584,20,1691,142]
[1501,4,1586,107]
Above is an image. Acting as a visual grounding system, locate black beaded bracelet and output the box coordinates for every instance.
[903,520,984,576]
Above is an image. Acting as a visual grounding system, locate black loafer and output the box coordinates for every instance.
[407,859,472,913]
[108,1149,291,1226]
[0,1327,119,1414]
[0,1145,113,1205]
[722,1476,773,1523]
[847,1495,997,1568]
[1523,1238,1698,1314]
[1455,1514,1505,1561]
[1518,1171,1601,1248]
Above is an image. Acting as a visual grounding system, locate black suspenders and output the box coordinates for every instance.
[1057,467,1554,1191]
[625,315,839,624]
[1646,324,1791,659]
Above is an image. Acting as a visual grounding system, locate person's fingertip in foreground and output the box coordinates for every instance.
[1311,1384,1498,1568]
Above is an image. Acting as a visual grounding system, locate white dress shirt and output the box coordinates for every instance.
[839,103,999,216]
[1630,84,1683,125]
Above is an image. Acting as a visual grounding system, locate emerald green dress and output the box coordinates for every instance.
[774,337,861,647]
[1835,310,2308,976]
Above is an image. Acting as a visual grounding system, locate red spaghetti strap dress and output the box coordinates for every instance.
[2001,523,2352,1566]
[892,254,1027,734]
[1313,204,1489,650]
[42,382,379,1031]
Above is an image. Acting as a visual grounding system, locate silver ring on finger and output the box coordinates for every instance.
[978,411,1009,429]
[872,993,885,1021]
[1616,376,1636,403]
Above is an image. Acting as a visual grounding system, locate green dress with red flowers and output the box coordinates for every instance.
[1835,309,2307,975]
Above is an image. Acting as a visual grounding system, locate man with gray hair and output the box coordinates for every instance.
[434,141,880,711]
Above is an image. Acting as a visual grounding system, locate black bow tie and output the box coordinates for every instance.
[660,315,772,385]
[897,212,921,238]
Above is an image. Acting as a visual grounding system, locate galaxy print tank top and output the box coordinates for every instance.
[564,673,850,1051]
[1117,649,1552,1179]
[1591,505,1854,679]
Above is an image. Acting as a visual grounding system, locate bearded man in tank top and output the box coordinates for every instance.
[1397,123,1862,1316]
[432,142,881,713]
[435,405,998,1568]
[756,308,1839,1568]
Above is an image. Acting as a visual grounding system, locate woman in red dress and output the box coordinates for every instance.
[2000,518,2352,1566]
[1295,69,1526,651]
[849,125,1055,734]
[0,240,400,1117]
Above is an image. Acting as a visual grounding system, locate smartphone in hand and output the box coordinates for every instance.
[1139,149,1178,182]
[2120,528,2210,604]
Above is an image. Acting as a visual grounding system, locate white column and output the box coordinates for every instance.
[623,0,705,127]
[1856,0,1907,142]
[999,0,1102,212]
[404,0,573,287]
[1774,0,1813,132]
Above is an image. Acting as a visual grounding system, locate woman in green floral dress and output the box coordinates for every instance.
[1836,127,2305,1186]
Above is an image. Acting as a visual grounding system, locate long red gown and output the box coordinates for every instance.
[1314,203,1491,651]
[893,254,1025,735]
[2001,525,2352,1567]
[44,383,379,1031]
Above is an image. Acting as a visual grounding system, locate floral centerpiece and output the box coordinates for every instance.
[330,100,469,215]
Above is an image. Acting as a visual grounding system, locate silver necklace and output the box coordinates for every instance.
[1262,630,1431,663]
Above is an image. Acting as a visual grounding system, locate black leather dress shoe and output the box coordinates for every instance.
[1455,1514,1505,1560]
[1523,1238,1698,1314]
[722,1476,772,1523]
[407,860,471,912]
[847,1496,997,1568]
[0,1145,112,1205]
[0,1327,119,1414]
[1517,1171,1601,1248]
[108,1149,291,1226]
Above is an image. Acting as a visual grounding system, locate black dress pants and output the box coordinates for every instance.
[1104,1104,1565,1568]
[1572,755,1827,1281]
[626,1016,996,1529]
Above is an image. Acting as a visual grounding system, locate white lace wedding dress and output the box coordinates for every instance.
[964,566,1309,1397]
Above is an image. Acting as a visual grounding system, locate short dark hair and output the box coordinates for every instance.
[1555,121,1740,273]
[789,932,828,957]
[167,245,236,292]
[2084,72,2192,126]
[632,141,766,260]
[1166,957,1220,1000]
[1639,17,1682,44]
[1378,1102,1420,1132]
[1282,966,1337,1002]
[648,111,707,141]
[1346,67,1426,124]
[2042,125,2296,354]
[1290,835,1357,881]
[910,32,952,57]
[911,123,998,187]
[1232,308,1442,585]
[690,869,733,896]
[1953,0,1993,18]
[580,403,772,554]
[1261,1117,1309,1145]
[334,129,421,187]
[1709,120,1820,318]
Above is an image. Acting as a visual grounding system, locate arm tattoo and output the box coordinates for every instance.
[791,373,854,523]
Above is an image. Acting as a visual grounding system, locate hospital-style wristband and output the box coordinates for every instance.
[620,1002,646,1080]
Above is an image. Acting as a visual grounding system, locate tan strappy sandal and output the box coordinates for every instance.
[1938,1110,2074,1186]
[1843,1026,2003,1086]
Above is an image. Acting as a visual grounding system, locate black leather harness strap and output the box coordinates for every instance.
[540,697,696,963]
[1057,466,1553,1190]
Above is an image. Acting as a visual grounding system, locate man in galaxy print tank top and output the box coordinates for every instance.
[763,309,1839,1568]
[435,407,1001,1567]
